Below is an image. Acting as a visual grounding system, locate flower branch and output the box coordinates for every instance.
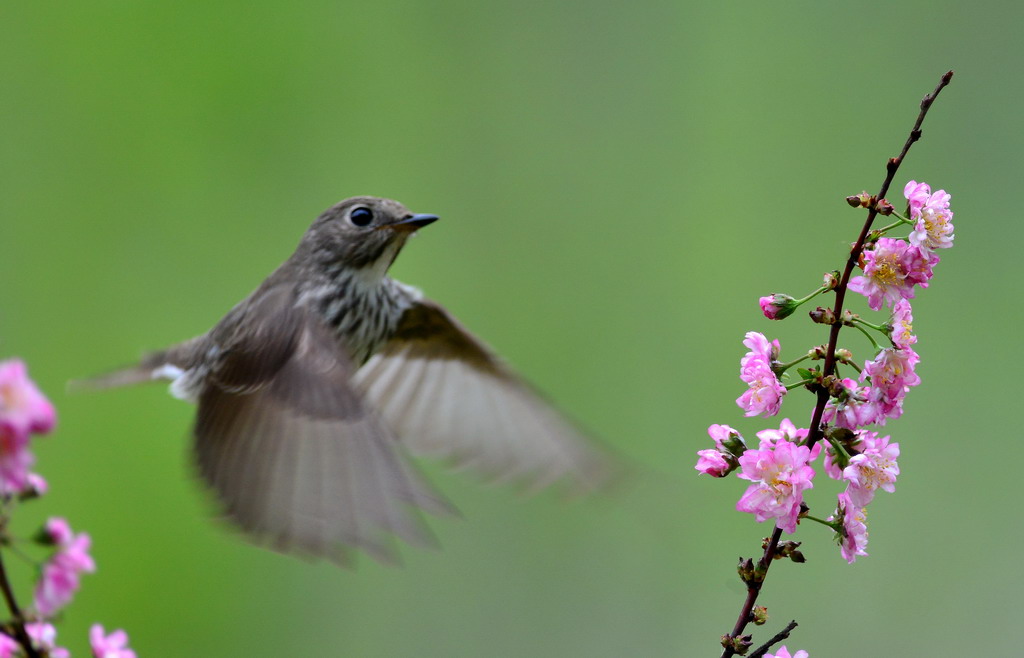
[701,70,955,657]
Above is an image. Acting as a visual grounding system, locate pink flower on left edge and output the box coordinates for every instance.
[736,441,815,534]
[0,359,56,446]
[737,332,786,417]
[829,492,869,563]
[0,359,55,496]
[34,518,96,617]
[90,624,137,658]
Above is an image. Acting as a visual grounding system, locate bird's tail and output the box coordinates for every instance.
[70,336,207,393]
[68,348,182,392]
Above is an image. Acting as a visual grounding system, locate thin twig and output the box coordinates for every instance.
[748,620,799,658]
[718,70,953,657]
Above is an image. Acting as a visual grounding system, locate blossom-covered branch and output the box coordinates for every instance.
[700,71,954,657]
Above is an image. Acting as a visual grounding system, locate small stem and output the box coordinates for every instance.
[784,379,816,391]
[802,514,838,529]
[794,286,828,305]
[776,354,812,371]
[873,214,915,234]
[851,322,883,352]
[852,317,888,334]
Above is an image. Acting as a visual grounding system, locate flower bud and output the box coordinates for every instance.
[875,198,894,215]
[751,606,768,625]
[846,192,871,208]
[759,294,798,320]
[721,634,753,654]
[809,307,836,325]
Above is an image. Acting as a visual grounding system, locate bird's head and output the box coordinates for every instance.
[298,196,439,274]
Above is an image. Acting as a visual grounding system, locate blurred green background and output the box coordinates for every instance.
[0,1,1011,656]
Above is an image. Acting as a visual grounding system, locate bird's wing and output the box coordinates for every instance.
[352,299,618,494]
[193,285,454,566]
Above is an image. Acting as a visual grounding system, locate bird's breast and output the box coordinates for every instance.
[301,273,414,365]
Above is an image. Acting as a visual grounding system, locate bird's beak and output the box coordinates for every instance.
[386,213,439,233]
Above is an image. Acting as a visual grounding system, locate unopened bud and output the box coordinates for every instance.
[846,192,871,208]
[809,306,835,324]
[751,605,769,626]
[876,198,894,215]
[720,634,753,655]
[822,271,840,290]
[738,557,756,584]
[759,294,798,320]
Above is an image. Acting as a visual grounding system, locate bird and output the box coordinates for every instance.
[84,196,615,565]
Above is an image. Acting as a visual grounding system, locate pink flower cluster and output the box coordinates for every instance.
[0,358,135,657]
[34,517,97,616]
[703,178,951,562]
[698,416,899,562]
[0,359,55,496]
[848,182,953,312]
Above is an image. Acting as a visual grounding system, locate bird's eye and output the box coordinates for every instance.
[349,207,374,227]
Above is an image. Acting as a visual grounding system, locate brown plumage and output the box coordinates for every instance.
[84,196,616,565]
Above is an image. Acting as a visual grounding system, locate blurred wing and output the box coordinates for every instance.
[194,286,453,566]
[353,299,617,494]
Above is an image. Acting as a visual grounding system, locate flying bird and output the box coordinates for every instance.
[86,197,614,565]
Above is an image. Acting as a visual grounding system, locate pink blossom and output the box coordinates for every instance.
[736,441,815,534]
[843,433,900,507]
[829,492,869,563]
[696,424,744,476]
[0,633,18,658]
[848,238,935,311]
[863,347,920,422]
[34,520,96,616]
[890,299,916,349]
[25,623,69,658]
[906,182,954,251]
[904,180,932,217]
[695,449,731,477]
[903,244,940,289]
[45,517,74,545]
[759,294,798,320]
[740,332,779,370]
[756,418,808,448]
[708,424,743,452]
[737,372,786,417]
[90,624,137,658]
[765,647,809,658]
